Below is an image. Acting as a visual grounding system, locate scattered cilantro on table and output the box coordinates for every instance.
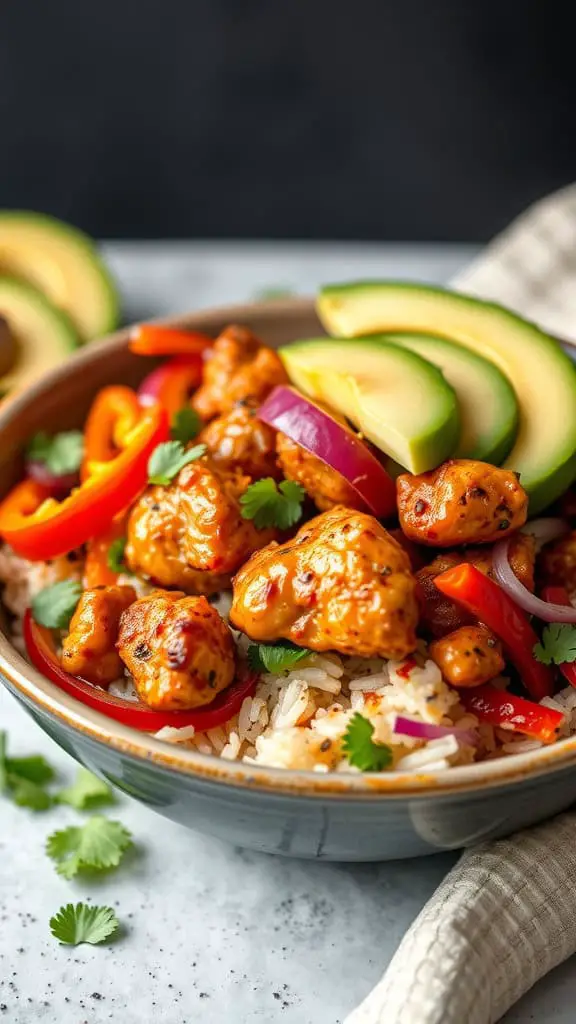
[56,767,115,811]
[148,440,206,485]
[247,641,311,674]
[26,430,84,476]
[50,903,119,947]
[31,579,82,630]
[0,730,56,810]
[171,407,202,444]
[240,478,305,530]
[342,713,393,772]
[533,623,576,665]
[46,815,133,879]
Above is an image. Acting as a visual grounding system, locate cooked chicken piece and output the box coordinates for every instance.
[125,457,277,590]
[117,591,235,711]
[430,625,505,688]
[199,401,280,480]
[388,528,429,572]
[230,505,418,660]
[276,419,366,512]
[61,585,136,686]
[397,459,528,546]
[417,533,536,638]
[192,324,288,421]
[539,531,576,596]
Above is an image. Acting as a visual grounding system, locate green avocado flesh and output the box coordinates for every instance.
[0,211,119,341]
[382,332,519,464]
[0,276,79,392]
[280,336,460,473]
[317,281,576,512]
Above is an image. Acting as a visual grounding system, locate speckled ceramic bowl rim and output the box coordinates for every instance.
[2,296,576,800]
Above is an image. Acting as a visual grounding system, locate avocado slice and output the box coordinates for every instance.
[0,211,119,341]
[0,276,79,393]
[280,337,460,473]
[381,332,518,464]
[317,281,576,512]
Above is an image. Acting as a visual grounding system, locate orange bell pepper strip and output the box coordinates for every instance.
[137,355,204,418]
[434,562,554,700]
[461,685,564,744]
[81,386,142,480]
[129,324,213,357]
[0,401,168,561]
[84,513,129,588]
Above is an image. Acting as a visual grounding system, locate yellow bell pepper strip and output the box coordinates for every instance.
[129,324,213,357]
[0,401,168,561]
[81,386,142,481]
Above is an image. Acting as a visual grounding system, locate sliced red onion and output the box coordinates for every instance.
[25,460,79,497]
[493,536,576,622]
[521,516,570,549]
[393,714,478,746]
[257,385,396,518]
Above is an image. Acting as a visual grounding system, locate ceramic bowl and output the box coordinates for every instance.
[3,298,576,862]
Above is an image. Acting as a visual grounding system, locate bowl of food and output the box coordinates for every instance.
[2,284,576,862]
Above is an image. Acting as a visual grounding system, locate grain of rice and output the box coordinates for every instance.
[348,673,389,691]
[206,726,227,753]
[221,732,241,760]
[395,734,460,770]
[307,654,344,677]
[502,739,543,754]
[154,724,196,742]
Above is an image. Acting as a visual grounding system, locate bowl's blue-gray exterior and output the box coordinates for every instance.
[6,676,576,861]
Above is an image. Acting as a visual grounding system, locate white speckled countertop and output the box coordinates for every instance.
[1,241,573,1023]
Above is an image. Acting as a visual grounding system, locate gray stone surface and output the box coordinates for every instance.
[1,242,569,1022]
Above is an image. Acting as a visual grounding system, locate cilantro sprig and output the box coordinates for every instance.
[26,430,84,476]
[171,407,202,444]
[50,903,120,947]
[342,713,393,772]
[148,440,206,485]
[46,816,133,879]
[107,536,131,575]
[0,731,56,810]
[533,623,576,666]
[247,641,311,674]
[56,767,116,811]
[31,579,82,630]
[240,478,305,530]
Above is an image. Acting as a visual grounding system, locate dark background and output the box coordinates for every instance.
[2,1,575,241]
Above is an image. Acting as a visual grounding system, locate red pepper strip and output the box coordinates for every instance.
[434,563,554,700]
[137,355,204,418]
[81,385,142,481]
[24,610,257,733]
[542,586,576,688]
[129,325,213,357]
[461,685,564,744]
[0,402,168,561]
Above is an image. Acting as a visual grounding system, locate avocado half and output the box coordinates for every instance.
[0,211,119,341]
[317,281,576,513]
[0,276,79,394]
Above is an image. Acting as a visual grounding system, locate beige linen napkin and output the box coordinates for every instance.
[346,182,576,1024]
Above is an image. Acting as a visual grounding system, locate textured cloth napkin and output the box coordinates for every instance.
[346,182,576,1024]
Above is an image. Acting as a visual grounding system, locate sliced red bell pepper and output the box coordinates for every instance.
[23,609,257,733]
[434,562,553,700]
[81,385,142,480]
[129,325,213,357]
[0,401,168,561]
[461,685,564,744]
[137,355,204,418]
[542,585,576,688]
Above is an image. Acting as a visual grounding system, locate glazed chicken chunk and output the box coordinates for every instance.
[117,591,235,711]
[429,626,505,688]
[276,416,367,513]
[192,324,288,421]
[397,459,528,546]
[199,401,281,480]
[230,506,419,660]
[125,457,277,591]
[61,585,136,686]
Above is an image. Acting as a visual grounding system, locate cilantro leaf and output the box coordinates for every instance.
[533,623,576,666]
[107,537,130,575]
[0,732,7,792]
[56,768,115,811]
[27,430,84,476]
[148,441,206,485]
[0,734,56,810]
[240,478,305,530]
[31,580,82,630]
[50,903,119,947]
[171,407,202,444]
[5,755,55,785]
[342,713,393,772]
[9,776,53,810]
[247,642,311,674]
[46,816,132,879]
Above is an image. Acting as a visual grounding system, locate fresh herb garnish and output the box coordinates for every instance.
[31,579,82,630]
[247,642,311,674]
[342,713,393,772]
[240,478,305,530]
[107,537,130,575]
[27,430,84,476]
[56,768,115,811]
[50,903,119,947]
[46,816,132,879]
[533,623,576,666]
[0,731,56,810]
[171,407,202,444]
[147,441,206,485]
